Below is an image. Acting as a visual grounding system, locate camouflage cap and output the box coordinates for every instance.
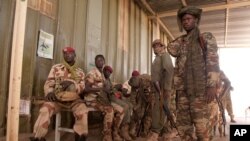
[152,39,165,48]
[177,6,202,20]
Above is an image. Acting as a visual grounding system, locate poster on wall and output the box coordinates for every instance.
[37,30,54,59]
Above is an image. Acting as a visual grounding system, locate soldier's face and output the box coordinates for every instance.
[103,70,111,78]
[63,52,76,63]
[153,44,163,54]
[181,14,197,32]
[95,57,105,69]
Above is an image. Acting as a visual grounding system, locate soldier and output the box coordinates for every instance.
[30,47,87,141]
[102,65,132,141]
[146,39,174,141]
[219,70,236,123]
[129,74,155,139]
[167,6,220,141]
[81,55,124,141]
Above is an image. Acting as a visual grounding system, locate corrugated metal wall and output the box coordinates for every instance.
[0,0,16,135]
[0,0,163,135]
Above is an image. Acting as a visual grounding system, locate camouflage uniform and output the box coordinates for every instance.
[129,74,155,139]
[219,71,235,121]
[84,67,125,141]
[167,30,220,141]
[208,100,219,140]
[33,63,88,138]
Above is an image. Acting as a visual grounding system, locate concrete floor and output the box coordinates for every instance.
[1,116,249,141]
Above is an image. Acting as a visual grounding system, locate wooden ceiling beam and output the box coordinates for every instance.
[141,0,175,40]
[158,1,250,17]
[181,0,187,6]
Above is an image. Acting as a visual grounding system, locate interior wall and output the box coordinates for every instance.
[0,0,160,135]
[0,0,15,136]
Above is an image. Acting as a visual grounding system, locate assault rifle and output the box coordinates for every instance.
[216,84,231,136]
[137,103,150,137]
[159,91,179,135]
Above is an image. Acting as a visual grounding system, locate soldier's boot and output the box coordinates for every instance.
[218,126,223,137]
[120,124,132,141]
[141,117,151,137]
[162,132,177,141]
[75,133,86,141]
[103,131,113,141]
[29,137,46,141]
[146,131,159,141]
[128,124,137,140]
[113,130,123,141]
[230,116,236,123]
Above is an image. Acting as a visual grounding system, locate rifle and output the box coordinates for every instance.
[136,103,150,137]
[215,95,226,136]
[159,91,180,135]
[215,83,231,136]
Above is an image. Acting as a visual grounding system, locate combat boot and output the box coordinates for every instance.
[146,131,159,141]
[120,124,132,140]
[113,130,123,141]
[29,137,46,141]
[129,124,137,140]
[75,133,86,141]
[103,131,113,141]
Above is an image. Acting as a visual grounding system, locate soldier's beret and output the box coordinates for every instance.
[63,47,75,53]
[104,65,113,73]
[132,70,140,77]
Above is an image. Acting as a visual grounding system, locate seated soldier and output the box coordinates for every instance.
[30,47,87,141]
[81,55,123,141]
[103,66,133,140]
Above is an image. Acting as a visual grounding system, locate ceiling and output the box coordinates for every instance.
[135,0,250,48]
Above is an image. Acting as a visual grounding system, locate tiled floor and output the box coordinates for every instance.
[0,116,249,141]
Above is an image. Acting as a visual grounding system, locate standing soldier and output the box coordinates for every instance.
[147,39,174,141]
[167,6,220,141]
[30,47,88,141]
[219,70,236,123]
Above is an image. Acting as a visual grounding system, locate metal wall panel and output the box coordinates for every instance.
[0,0,15,136]
[0,0,156,135]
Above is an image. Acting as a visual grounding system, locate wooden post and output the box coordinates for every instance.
[6,0,27,140]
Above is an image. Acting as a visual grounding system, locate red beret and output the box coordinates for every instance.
[132,70,140,77]
[104,65,113,73]
[63,47,75,53]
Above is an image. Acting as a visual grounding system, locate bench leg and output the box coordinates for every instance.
[55,112,61,141]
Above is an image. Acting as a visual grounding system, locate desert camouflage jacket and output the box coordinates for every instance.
[44,63,85,96]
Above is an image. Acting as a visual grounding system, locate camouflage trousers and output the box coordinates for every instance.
[176,91,210,141]
[33,100,88,138]
[86,100,114,135]
[207,100,218,140]
[111,96,132,124]
[111,102,125,129]
[221,93,234,119]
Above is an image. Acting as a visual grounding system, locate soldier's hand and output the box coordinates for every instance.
[206,87,217,103]
[60,81,74,90]
[45,92,57,102]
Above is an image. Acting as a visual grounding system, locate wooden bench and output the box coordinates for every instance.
[55,107,97,141]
